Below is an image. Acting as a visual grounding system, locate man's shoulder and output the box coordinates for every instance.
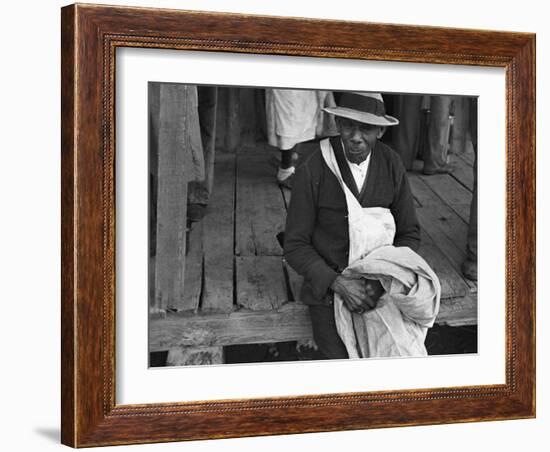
[376,141,403,164]
[375,141,407,174]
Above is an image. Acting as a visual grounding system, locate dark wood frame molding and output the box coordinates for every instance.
[61,3,536,447]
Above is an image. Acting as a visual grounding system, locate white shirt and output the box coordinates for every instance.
[345,150,372,193]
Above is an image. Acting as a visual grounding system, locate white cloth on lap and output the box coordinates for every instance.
[336,245,441,358]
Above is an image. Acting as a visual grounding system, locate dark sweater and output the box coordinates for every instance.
[284,136,420,305]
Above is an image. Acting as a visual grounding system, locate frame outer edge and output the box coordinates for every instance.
[61,3,77,448]
[515,35,536,415]
[61,4,537,446]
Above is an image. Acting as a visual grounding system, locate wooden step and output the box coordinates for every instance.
[149,303,313,351]
[235,152,286,256]
[202,153,236,313]
[236,256,287,310]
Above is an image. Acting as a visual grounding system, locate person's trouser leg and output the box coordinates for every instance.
[462,97,478,280]
[391,94,422,170]
[308,304,349,359]
[188,86,218,208]
[424,95,453,174]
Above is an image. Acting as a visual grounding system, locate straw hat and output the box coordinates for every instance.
[323,92,399,127]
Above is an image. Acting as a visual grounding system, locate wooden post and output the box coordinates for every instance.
[150,83,199,312]
[150,83,226,365]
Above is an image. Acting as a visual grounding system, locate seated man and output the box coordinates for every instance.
[284,92,420,359]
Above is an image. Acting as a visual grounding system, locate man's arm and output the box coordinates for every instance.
[283,163,338,301]
[391,160,421,251]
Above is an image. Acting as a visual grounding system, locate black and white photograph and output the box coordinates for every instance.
[148,84,478,367]
[3,0,544,448]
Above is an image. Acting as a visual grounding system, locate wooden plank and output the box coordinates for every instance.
[417,231,469,299]
[408,172,442,207]
[152,84,194,311]
[236,256,287,310]
[149,302,313,350]
[410,171,472,221]
[449,203,471,223]
[150,292,476,352]
[202,153,235,313]
[450,154,474,191]
[180,222,203,312]
[437,295,478,326]
[417,206,476,293]
[236,152,287,256]
[419,172,472,221]
[417,206,468,269]
[166,346,224,366]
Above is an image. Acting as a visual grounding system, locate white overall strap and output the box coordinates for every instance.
[319,139,364,216]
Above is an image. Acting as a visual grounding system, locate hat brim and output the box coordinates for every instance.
[323,106,399,127]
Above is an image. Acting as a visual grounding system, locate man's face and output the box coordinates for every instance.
[337,117,384,164]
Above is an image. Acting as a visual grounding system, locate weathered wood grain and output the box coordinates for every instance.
[412,154,475,295]
[437,295,478,327]
[419,173,473,222]
[152,84,193,311]
[166,346,224,366]
[61,4,534,447]
[417,231,469,299]
[181,222,203,312]
[418,205,468,263]
[417,206,477,293]
[202,153,235,312]
[408,172,442,207]
[151,291,479,354]
[150,303,313,351]
[236,152,286,256]
[450,154,475,191]
[236,256,287,310]
[410,173,474,290]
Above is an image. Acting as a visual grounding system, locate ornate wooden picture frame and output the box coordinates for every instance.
[61,3,535,447]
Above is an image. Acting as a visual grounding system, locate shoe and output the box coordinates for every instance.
[277,166,295,189]
[461,259,477,281]
[278,174,294,190]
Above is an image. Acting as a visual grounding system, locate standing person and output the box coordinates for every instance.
[266,88,337,188]
[390,94,423,170]
[462,97,478,281]
[283,92,424,359]
[423,95,454,175]
[391,94,470,175]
